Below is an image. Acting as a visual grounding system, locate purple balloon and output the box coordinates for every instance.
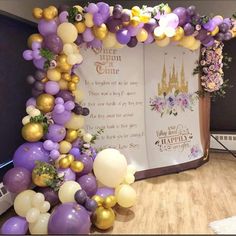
[37,187,59,207]
[33,58,46,70]
[56,90,75,102]
[13,142,49,171]
[201,35,214,46]
[215,32,224,41]
[44,34,63,54]
[46,124,66,142]
[26,97,36,107]
[87,38,102,48]
[59,11,69,23]
[76,154,93,177]
[195,29,208,41]
[223,18,232,28]
[127,25,139,37]
[116,28,131,44]
[106,17,122,33]
[144,33,155,45]
[224,31,233,41]
[58,168,76,182]
[121,12,130,23]
[3,167,31,193]
[77,174,97,197]
[86,3,99,14]
[93,12,103,26]
[31,88,43,97]
[72,138,84,149]
[184,23,195,36]
[48,203,91,234]
[95,187,115,198]
[23,50,33,60]
[219,22,229,33]
[38,19,58,36]
[144,19,158,33]
[83,28,94,42]
[75,34,84,46]
[212,16,223,26]
[203,20,216,32]
[52,110,71,125]
[186,5,196,16]
[1,217,28,235]
[45,81,60,95]
[173,7,188,26]
[69,147,81,158]
[127,36,138,48]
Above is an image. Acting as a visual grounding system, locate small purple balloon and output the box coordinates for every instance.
[107,17,122,33]
[26,97,36,107]
[95,187,115,198]
[87,38,102,48]
[46,124,66,142]
[144,33,154,44]
[56,90,75,102]
[76,154,93,176]
[33,58,46,70]
[144,19,158,33]
[58,168,76,182]
[224,31,233,41]
[45,81,60,95]
[48,203,91,234]
[93,12,104,26]
[52,110,71,125]
[202,35,214,46]
[77,174,97,197]
[23,50,33,60]
[37,187,59,207]
[3,167,31,193]
[173,7,188,26]
[203,20,216,32]
[184,23,195,36]
[43,34,63,54]
[223,18,232,28]
[38,19,58,36]
[1,217,28,235]
[72,138,84,149]
[69,147,81,158]
[195,29,208,41]
[83,28,95,42]
[116,28,131,44]
[127,36,138,48]
[127,25,140,37]
[13,142,49,171]
[212,16,223,26]
[215,32,225,41]
[59,11,69,23]
[86,3,99,14]
[219,22,229,33]
[75,34,84,46]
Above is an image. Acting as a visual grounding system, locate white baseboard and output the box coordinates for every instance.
[0,182,14,215]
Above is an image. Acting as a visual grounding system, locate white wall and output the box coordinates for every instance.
[0,0,236,22]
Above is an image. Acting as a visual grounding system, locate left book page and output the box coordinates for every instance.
[75,45,149,171]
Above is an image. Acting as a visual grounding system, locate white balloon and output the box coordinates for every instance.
[58,181,81,203]
[63,43,74,55]
[29,213,50,235]
[26,105,35,114]
[83,133,93,143]
[39,201,50,213]
[22,115,31,125]
[67,54,78,65]
[32,193,45,207]
[115,184,136,208]
[26,208,40,223]
[29,109,41,117]
[93,148,127,188]
[164,27,176,37]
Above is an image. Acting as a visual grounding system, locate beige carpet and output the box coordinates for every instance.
[209,216,236,234]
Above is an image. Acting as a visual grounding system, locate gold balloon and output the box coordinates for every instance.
[58,79,68,90]
[65,129,78,143]
[47,68,61,81]
[130,16,140,27]
[75,22,86,34]
[131,6,141,17]
[32,171,53,187]
[48,6,58,16]
[103,196,117,208]
[66,154,75,163]
[27,34,43,48]
[92,206,115,230]
[61,73,71,82]
[68,82,76,91]
[93,24,108,40]
[41,77,49,83]
[140,14,150,23]
[21,123,44,142]
[71,75,80,84]
[211,26,219,36]
[70,161,84,173]
[57,55,72,72]
[36,94,55,113]
[171,26,184,41]
[59,140,72,154]
[92,195,104,207]
[43,8,55,20]
[32,7,43,19]
[59,157,71,169]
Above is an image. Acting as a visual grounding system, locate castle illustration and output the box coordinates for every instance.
[158,59,188,96]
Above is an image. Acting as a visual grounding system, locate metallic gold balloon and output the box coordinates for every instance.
[32,173,53,187]
[93,24,108,40]
[48,6,58,16]
[71,75,80,84]
[171,26,184,41]
[47,68,61,81]
[66,154,75,163]
[75,22,86,34]
[21,123,44,142]
[61,73,71,82]
[131,6,141,17]
[103,196,117,209]
[130,16,140,27]
[68,82,76,91]
[92,206,115,230]
[32,8,43,19]
[27,34,43,48]
[43,8,55,20]
[65,129,78,143]
[58,79,68,90]
[41,77,49,83]
[59,157,71,169]
[70,161,84,173]
[140,14,150,23]
[92,195,104,207]
[36,94,55,113]
[211,26,219,36]
[57,55,72,72]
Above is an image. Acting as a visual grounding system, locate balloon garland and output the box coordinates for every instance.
[1,2,236,234]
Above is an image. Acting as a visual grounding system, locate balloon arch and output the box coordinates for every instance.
[1,2,235,234]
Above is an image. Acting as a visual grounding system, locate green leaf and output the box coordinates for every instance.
[40,48,55,61]
[67,7,79,23]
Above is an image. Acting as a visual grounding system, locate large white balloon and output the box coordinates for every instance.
[115,184,136,208]
[58,181,81,203]
[29,213,50,234]
[93,148,127,188]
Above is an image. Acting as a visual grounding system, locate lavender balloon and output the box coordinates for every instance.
[26,97,36,107]
[195,29,208,41]
[59,11,69,23]
[87,38,102,48]
[38,19,58,36]
[46,124,66,142]
[93,12,104,26]
[77,174,97,197]
[52,110,71,125]
[23,50,33,60]
[45,81,60,95]
[33,58,46,70]
[95,187,115,198]
[144,19,158,33]
[37,187,59,207]
[72,138,84,149]
[48,203,91,234]
[69,147,81,159]
[144,33,154,45]
[1,217,28,235]
[184,23,195,36]
[219,22,229,33]
[44,34,63,54]
[56,90,75,102]
[58,168,76,182]
[173,7,188,26]
[203,20,216,32]
[83,28,95,42]
[3,167,31,193]
[86,3,99,14]
[13,142,49,171]
[127,25,140,37]
[76,154,93,176]
[116,28,131,44]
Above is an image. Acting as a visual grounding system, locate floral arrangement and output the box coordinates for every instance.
[150,91,198,116]
[1,2,236,235]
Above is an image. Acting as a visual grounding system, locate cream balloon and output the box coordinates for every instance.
[84,13,94,27]
[136,28,148,42]
[58,181,81,203]
[57,22,78,43]
[114,42,124,49]
[32,193,45,208]
[103,32,117,48]
[155,37,170,47]
[14,190,36,217]
[164,27,176,37]
[39,201,51,213]
[29,109,41,117]
[93,148,127,188]
[22,115,31,125]
[59,140,72,154]
[115,184,136,208]
[65,113,85,130]
[83,133,93,143]
[127,165,136,175]
[124,173,135,184]
[73,89,84,103]
[29,213,50,235]
[26,208,40,223]
[189,39,201,51]
[63,43,74,55]
[179,35,196,48]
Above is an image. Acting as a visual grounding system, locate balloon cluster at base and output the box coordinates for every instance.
[1,2,236,235]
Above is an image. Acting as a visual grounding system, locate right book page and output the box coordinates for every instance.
[144,44,203,169]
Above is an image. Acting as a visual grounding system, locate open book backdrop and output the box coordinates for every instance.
[76,44,205,174]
